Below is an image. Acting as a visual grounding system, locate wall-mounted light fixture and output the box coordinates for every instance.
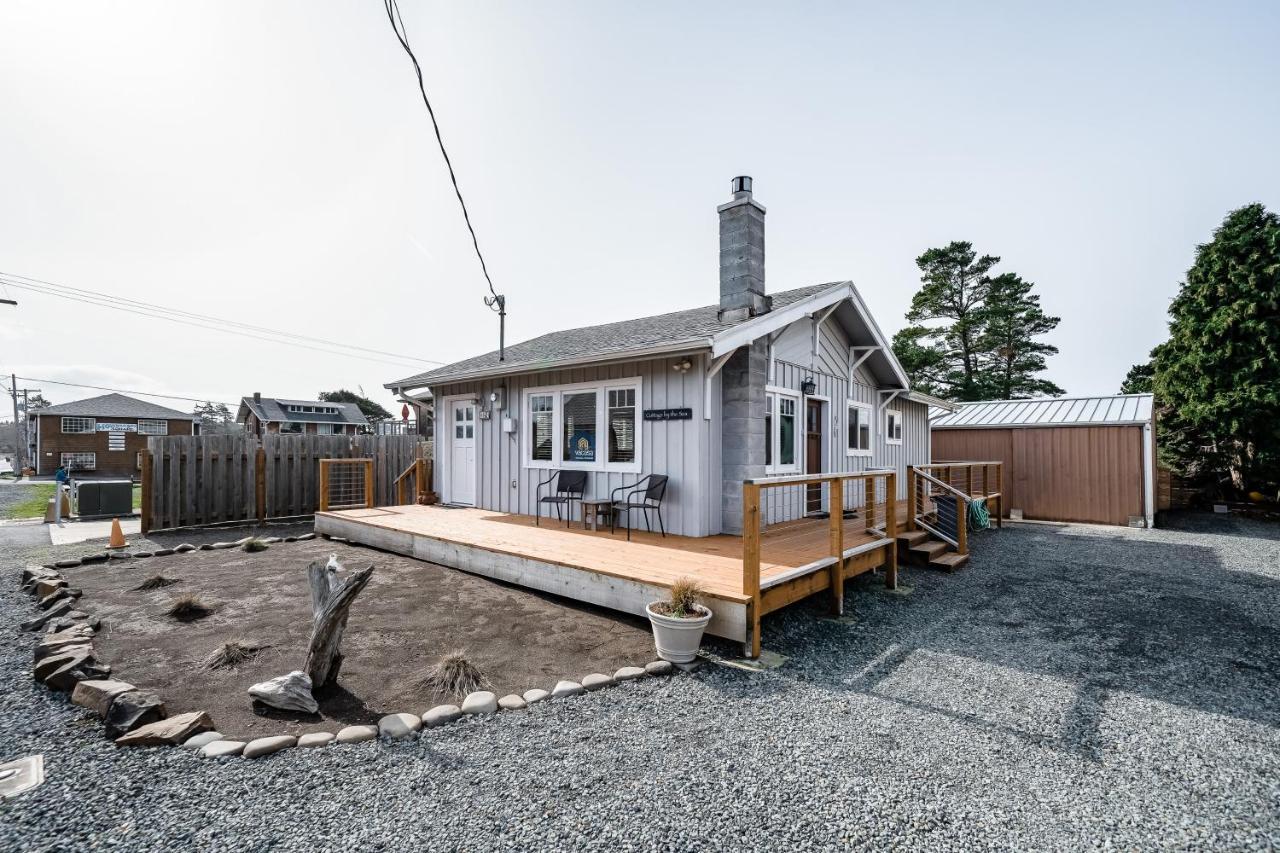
[672,359,693,374]
[801,376,817,395]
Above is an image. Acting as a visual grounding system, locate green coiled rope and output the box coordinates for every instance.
[968,498,991,531]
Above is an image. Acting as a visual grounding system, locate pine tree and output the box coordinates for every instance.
[1119,361,1155,395]
[1153,203,1280,494]
[892,241,1062,401]
[978,273,1064,399]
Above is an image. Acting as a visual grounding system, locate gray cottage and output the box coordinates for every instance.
[388,177,942,538]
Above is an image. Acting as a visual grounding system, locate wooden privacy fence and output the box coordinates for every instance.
[141,434,427,533]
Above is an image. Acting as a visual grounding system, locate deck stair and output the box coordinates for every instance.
[895,528,970,572]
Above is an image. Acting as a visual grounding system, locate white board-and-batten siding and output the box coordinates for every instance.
[431,355,714,538]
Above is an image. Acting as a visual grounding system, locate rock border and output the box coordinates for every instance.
[18,539,680,762]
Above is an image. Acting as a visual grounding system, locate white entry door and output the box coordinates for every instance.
[448,400,477,506]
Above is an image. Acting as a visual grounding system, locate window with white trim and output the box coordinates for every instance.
[279,421,302,434]
[764,389,800,473]
[522,379,641,472]
[138,419,168,436]
[60,452,95,470]
[315,423,335,435]
[61,417,95,434]
[846,402,872,455]
[885,408,903,444]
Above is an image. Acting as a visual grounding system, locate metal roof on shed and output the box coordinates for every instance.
[931,394,1153,429]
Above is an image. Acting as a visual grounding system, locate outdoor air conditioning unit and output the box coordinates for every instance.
[75,480,134,518]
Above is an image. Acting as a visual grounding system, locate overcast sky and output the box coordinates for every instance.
[2,1,1277,416]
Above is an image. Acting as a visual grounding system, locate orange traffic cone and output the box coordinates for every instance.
[107,517,128,550]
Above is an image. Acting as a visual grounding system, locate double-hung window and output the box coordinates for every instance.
[523,379,642,473]
[885,408,903,444]
[764,388,799,474]
[846,403,872,456]
[61,417,95,434]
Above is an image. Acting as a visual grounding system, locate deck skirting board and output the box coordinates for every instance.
[315,514,749,643]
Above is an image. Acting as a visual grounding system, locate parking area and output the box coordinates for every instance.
[1,512,1278,849]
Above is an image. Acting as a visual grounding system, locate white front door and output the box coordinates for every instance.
[448,400,477,506]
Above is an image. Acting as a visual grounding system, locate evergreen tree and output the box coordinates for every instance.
[892,241,1061,401]
[978,272,1064,399]
[318,389,392,422]
[1153,203,1280,494]
[1119,361,1155,395]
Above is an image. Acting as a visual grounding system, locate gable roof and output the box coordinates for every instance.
[237,397,368,426]
[389,281,910,390]
[931,394,1154,429]
[34,393,194,420]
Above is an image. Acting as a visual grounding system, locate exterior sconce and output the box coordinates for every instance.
[801,377,817,395]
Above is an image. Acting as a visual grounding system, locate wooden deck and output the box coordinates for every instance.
[315,503,898,650]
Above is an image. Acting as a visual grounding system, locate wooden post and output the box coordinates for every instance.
[864,476,875,532]
[957,488,969,556]
[828,478,844,616]
[965,465,973,497]
[140,448,153,536]
[415,458,426,502]
[885,472,897,589]
[742,482,762,659]
[363,459,374,509]
[255,445,267,523]
[996,463,1004,528]
[318,458,330,513]
[907,467,917,532]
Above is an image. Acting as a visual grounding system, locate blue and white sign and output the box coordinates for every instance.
[96,423,137,432]
[569,430,595,461]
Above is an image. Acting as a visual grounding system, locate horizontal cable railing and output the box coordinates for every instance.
[907,461,1005,556]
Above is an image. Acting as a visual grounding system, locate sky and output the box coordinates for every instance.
[1,1,1278,417]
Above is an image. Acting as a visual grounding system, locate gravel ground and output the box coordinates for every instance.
[2,513,1279,851]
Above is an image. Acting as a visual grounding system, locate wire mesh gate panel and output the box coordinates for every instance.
[319,458,374,511]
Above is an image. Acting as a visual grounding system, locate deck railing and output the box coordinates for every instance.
[742,469,898,657]
[907,461,1004,556]
[393,458,436,506]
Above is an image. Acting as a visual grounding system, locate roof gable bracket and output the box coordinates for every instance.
[812,302,842,361]
[849,346,880,385]
[704,349,737,420]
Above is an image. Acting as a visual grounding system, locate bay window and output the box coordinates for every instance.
[846,402,872,456]
[523,379,641,473]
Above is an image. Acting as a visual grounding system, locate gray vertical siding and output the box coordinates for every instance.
[429,311,929,539]
[431,354,713,538]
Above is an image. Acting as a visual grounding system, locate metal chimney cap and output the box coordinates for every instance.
[731,175,752,196]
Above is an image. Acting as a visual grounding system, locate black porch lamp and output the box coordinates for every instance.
[801,376,817,396]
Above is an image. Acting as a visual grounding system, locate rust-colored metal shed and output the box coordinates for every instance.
[930,394,1156,527]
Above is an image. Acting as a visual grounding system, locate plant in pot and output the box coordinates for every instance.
[646,577,713,664]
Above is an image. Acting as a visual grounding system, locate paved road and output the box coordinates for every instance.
[1,513,1278,850]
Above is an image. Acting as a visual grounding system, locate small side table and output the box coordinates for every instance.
[580,499,615,532]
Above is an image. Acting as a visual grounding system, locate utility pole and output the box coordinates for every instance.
[9,373,20,478]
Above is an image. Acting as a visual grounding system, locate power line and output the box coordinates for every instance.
[383,0,508,360]
[0,271,445,370]
[9,376,238,409]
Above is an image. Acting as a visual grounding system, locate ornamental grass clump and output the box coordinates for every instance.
[242,538,270,553]
[133,575,180,591]
[204,639,264,671]
[167,593,213,622]
[653,577,706,618]
[423,649,489,698]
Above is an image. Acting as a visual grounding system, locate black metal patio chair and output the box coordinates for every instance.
[610,474,669,541]
[535,469,588,527]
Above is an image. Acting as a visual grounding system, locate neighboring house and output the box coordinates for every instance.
[931,394,1158,527]
[27,393,197,478]
[387,176,947,537]
[236,393,367,436]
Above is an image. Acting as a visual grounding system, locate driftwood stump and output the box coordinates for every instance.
[304,554,374,689]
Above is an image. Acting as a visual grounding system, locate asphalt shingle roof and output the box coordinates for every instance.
[238,397,368,426]
[390,282,843,388]
[34,393,194,420]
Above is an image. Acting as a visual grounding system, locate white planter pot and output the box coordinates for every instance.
[645,603,713,664]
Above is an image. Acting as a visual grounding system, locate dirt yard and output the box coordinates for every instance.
[63,538,656,738]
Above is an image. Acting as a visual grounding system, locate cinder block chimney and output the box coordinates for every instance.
[718,175,770,322]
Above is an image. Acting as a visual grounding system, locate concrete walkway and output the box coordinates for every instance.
[47,517,141,546]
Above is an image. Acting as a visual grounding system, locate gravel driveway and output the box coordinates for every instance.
[2,513,1278,850]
